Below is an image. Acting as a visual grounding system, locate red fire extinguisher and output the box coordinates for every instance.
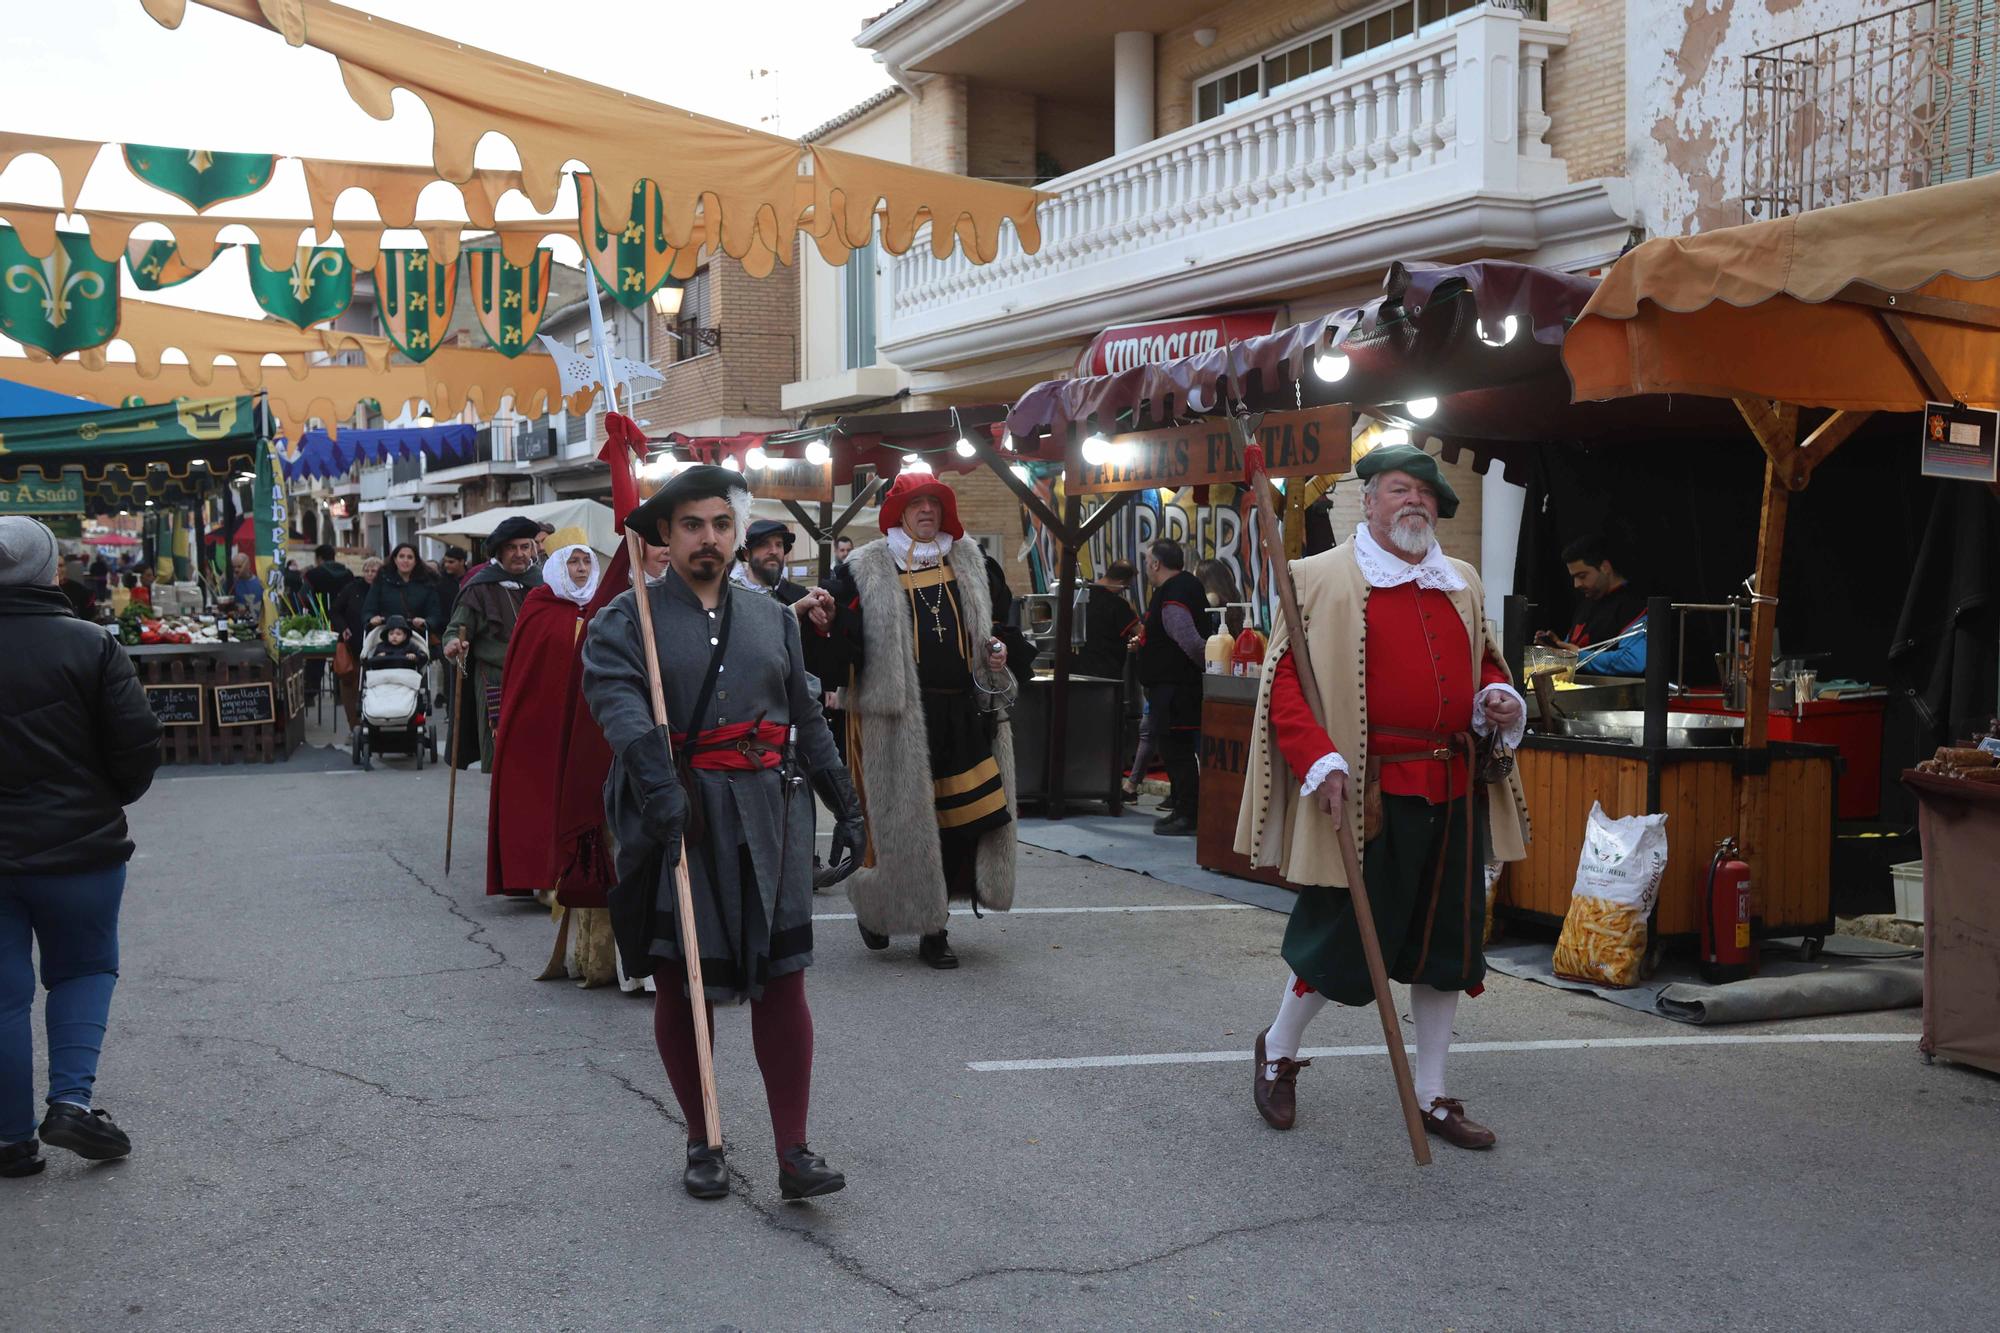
[1701,837,1755,983]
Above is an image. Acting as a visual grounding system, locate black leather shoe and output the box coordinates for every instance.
[1152,813,1198,837]
[918,931,959,969]
[0,1139,44,1178]
[858,921,890,951]
[38,1104,130,1161]
[779,1144,846,1200]
[684,1142,729,1200]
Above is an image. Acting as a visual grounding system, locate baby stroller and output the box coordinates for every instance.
[352,618,439,770]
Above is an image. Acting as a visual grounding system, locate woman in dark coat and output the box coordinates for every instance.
[362,542,443,642]
[1,517,162,1178]
[331,554,382,730]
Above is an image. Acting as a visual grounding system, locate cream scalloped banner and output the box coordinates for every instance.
[136,0,1050,269]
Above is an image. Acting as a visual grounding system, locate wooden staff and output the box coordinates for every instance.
[1240,423,1431,1167]
[443,626,469,875]
[624,526,722,1149]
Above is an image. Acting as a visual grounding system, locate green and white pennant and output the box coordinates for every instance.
[0,225,120,357]
[373,249,457,362]
[123,144,276,211]
[244,244,354,329]
[127,238,225,291]
[466,248,553,357]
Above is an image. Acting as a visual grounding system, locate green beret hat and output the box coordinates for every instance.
[1354,442,1459,519]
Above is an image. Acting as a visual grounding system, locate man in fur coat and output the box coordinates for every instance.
[582,464,865,1202]
[1233,445,1530,1151]
[807,471,1019,970]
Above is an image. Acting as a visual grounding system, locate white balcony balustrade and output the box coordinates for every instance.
[879,7,1627,372]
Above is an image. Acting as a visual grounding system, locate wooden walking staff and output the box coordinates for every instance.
[443,626,470,875]
[1238,418,1432,1167]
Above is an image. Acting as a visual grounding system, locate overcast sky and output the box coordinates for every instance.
[0,0,896,328]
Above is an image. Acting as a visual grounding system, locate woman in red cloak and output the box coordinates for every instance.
[487,541,639,982]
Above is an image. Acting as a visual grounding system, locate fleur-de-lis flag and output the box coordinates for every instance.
[576,175,678,309]
[123,144,276,211]
[467,248,554,358]
[126,238,225,292]
[245,244,354,329]
[374,249,457,363]
[0,226,120,357]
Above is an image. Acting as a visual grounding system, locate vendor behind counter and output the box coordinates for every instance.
[1538,533,1647,675]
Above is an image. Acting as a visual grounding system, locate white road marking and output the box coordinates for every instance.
[813,904,1255,921]
[968,1032,1915,1072]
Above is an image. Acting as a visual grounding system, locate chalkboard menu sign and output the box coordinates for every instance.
[144,683,204,727]
[213,682,276,728]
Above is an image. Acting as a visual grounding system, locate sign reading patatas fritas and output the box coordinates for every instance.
[1069,406,1352,495]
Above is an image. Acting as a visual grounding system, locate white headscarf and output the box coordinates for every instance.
[541,543,603,607]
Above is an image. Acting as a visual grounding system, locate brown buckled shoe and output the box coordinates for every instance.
[1421,1097,1496,1150]
[1253,1027,1310,1130]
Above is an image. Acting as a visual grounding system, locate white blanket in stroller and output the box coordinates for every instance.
[362,668,424,726]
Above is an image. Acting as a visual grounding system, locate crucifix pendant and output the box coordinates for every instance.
[932,621,947,641]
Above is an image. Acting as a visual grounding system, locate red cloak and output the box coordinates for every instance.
[485,545,628,902]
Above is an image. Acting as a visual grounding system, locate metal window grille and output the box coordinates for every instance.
[1742,0,2000,222]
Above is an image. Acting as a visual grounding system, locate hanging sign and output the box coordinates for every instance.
[1920,401,1999,482]
[0,467,87,513]
[745,457,835,504]
[1075,310,1279,377]
[1069,406,1353,496]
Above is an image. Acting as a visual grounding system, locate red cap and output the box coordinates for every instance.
[877,470,965,539]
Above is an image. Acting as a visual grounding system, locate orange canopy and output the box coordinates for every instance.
[1565,173,2000,413]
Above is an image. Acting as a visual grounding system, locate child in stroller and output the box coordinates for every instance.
[353,616,439,769]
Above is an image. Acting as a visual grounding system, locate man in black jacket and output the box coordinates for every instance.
[1135,539,1209,836]
[0,517,163,1177]
[1075,560,1139,680]
[302,543,351,600]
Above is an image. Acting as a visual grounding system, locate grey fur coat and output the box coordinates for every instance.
[842,536,1019,935]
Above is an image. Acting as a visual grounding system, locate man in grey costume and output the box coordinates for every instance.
[582,463,865,1202]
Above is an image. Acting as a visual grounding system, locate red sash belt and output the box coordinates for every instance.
[671,720,787,771]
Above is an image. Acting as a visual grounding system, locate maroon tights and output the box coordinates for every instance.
[653,968,813,1159]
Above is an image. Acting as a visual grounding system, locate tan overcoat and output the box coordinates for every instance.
[1233,543,1530,887]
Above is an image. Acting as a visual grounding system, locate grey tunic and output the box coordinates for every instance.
[581,569,842,1001]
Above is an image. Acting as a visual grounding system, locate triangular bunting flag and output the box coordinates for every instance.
[576,174,677,310]
[467,248,553,357]
[0,226,120,357]
[244,243,354,329]
[127,237,225,291]
[123,144,276,211]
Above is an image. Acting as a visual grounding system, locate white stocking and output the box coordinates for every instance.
[1264,974,1328,1076]
[1410,984,1458,1117]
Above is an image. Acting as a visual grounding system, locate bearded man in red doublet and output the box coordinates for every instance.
[1233,444,1530,1152]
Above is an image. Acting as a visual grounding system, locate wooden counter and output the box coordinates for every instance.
[1503,735,1836,942]
[127,642,306,764]
[1195,675,1289,888]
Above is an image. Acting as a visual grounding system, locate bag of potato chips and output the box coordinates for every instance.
[1551,803,1669,988]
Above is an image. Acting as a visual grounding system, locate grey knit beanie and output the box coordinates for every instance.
[0,515,61,587]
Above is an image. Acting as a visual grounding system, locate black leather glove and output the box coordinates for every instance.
[623,726,689,866]
[810,764,866,888]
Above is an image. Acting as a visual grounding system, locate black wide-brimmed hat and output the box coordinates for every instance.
[486,515,544,556]
[624,464,750,540]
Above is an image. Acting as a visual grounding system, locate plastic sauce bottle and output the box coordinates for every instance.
[1204,628,1234,674]
[1232,626,1268,676]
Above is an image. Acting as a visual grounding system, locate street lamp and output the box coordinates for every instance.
[650,283,685,319]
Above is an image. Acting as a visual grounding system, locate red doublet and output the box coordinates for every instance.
[1269,582,1508,804]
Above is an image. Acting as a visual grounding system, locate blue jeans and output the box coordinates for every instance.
[0,867,125,1144]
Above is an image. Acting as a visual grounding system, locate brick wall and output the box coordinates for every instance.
[1035,97,1115,180]
[1323,447,1484,568]
[1544,0,1627,182]
[910,74,969,174]
[968,85,1037,183]
[641,254,798,429]
[1155,1,1374,136]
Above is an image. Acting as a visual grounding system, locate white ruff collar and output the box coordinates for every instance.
[1351,524,1466,592]
[886,526,953,571]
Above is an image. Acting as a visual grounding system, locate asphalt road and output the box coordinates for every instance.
[3,743,1994,1332]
